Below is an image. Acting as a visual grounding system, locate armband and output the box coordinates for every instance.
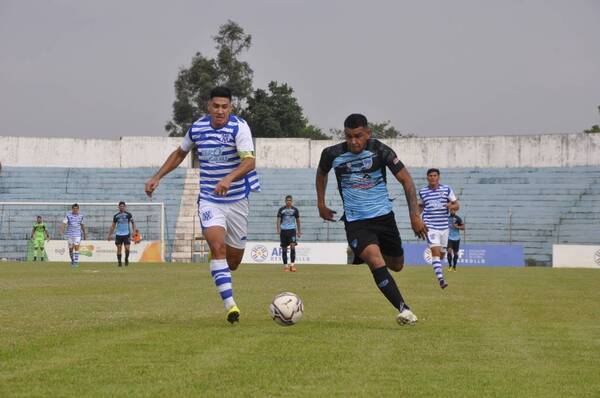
[238,151,255,160]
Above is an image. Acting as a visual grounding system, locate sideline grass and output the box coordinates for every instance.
[1,262,599,397]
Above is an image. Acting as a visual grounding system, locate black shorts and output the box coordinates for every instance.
[115,235,131,245]
[344,212,403,264]
[447,239,460,252]
[280,229,297,247]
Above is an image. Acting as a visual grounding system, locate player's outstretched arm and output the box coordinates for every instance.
[145,147,189,197]
[81,224,87,241]
[316,169,337,221]
[213,157,255,196]
[394,168,428,239]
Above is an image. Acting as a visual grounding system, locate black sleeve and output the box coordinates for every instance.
[127,212,134,222]
[378,141,404,175]
[456,216,463,225]
[318,146,335,173]
[277,207,283,218]
[113,213,118,223]
[294,207,300,218]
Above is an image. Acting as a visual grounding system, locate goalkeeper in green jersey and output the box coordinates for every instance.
[31,216,50,261]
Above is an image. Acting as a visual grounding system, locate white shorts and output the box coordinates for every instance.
[427,229,448,249]
[67,236,82,247]
[198,198,249,249]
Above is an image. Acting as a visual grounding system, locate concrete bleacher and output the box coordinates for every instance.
[249,167,600,265]
[0,167,185,261]
[2,165,599,265]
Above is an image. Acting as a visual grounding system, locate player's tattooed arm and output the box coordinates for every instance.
[395,168,428,239]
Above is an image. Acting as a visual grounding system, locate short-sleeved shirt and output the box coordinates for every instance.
[63,212,84,238]
[180,114,260,204]
[318,139,405,222]
[448,215,463,241]
[113,211,134,236]
[418,184,457,230]
[277,206,300,230]
[32,223,47,239]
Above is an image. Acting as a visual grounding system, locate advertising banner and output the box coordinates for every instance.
[404,243,525,267]
[552,245,600,268]
[46,240,162,262]
[242,241,347,264]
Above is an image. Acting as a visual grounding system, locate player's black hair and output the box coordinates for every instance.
[344,113,369,129]
[37,215,42,218]
[118,201,126,206]
[210,86,232,100]
[72,203,79,208]
[285,195,293,200]
[427,168,440,175]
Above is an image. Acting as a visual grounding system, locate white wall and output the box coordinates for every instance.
[255,138,310,168]
[120,136,191,168]
[2,133,599,168]
[0,136,191,168]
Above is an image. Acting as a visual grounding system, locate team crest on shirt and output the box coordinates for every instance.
[362,157,373,170]
[218,133,233,144]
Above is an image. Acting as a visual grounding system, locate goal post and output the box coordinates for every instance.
[0,201,165,261]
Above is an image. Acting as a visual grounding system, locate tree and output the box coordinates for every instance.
[213,20,253,110]
[242,81,310,138]
[329,121,412,139]
[583,106,600,134]
[165,20,253,137]
[301,124,330,140]
[369,121,403,139]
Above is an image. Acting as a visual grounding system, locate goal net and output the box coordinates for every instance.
[0,202,165,261]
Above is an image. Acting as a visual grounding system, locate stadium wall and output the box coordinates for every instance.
[1,133,599,168]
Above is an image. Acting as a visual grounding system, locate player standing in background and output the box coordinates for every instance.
[107,201,136,267]
[447,209,465,271]
[418,168,460,288]
[31,215,50,261]
[316,113,428,326]
[59,203,87,267]
[145,86,259,324]
[276,195,301,272]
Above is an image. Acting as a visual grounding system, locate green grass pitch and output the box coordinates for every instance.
[1,262,599,397]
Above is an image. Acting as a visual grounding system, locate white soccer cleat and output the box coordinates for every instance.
[396,309,418,326]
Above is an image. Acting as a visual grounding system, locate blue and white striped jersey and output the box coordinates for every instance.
[63,212,85,238]
[318,139,405,222]
[419,184,457,230]
[181,115,260,204]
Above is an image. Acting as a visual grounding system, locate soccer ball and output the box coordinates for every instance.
[269,292,304,326]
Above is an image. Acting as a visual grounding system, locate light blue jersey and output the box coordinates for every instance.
[419,184,457,230]
[448,214,463,240]
[277,206,299,230]
[63,212,84,238]
[113,211,133,236]
[318,139,404,223]
[180,114,260,204]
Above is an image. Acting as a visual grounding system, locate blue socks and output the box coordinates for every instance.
[210,259,236,309]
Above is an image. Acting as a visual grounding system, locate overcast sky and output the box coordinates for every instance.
[1,0,599,139]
